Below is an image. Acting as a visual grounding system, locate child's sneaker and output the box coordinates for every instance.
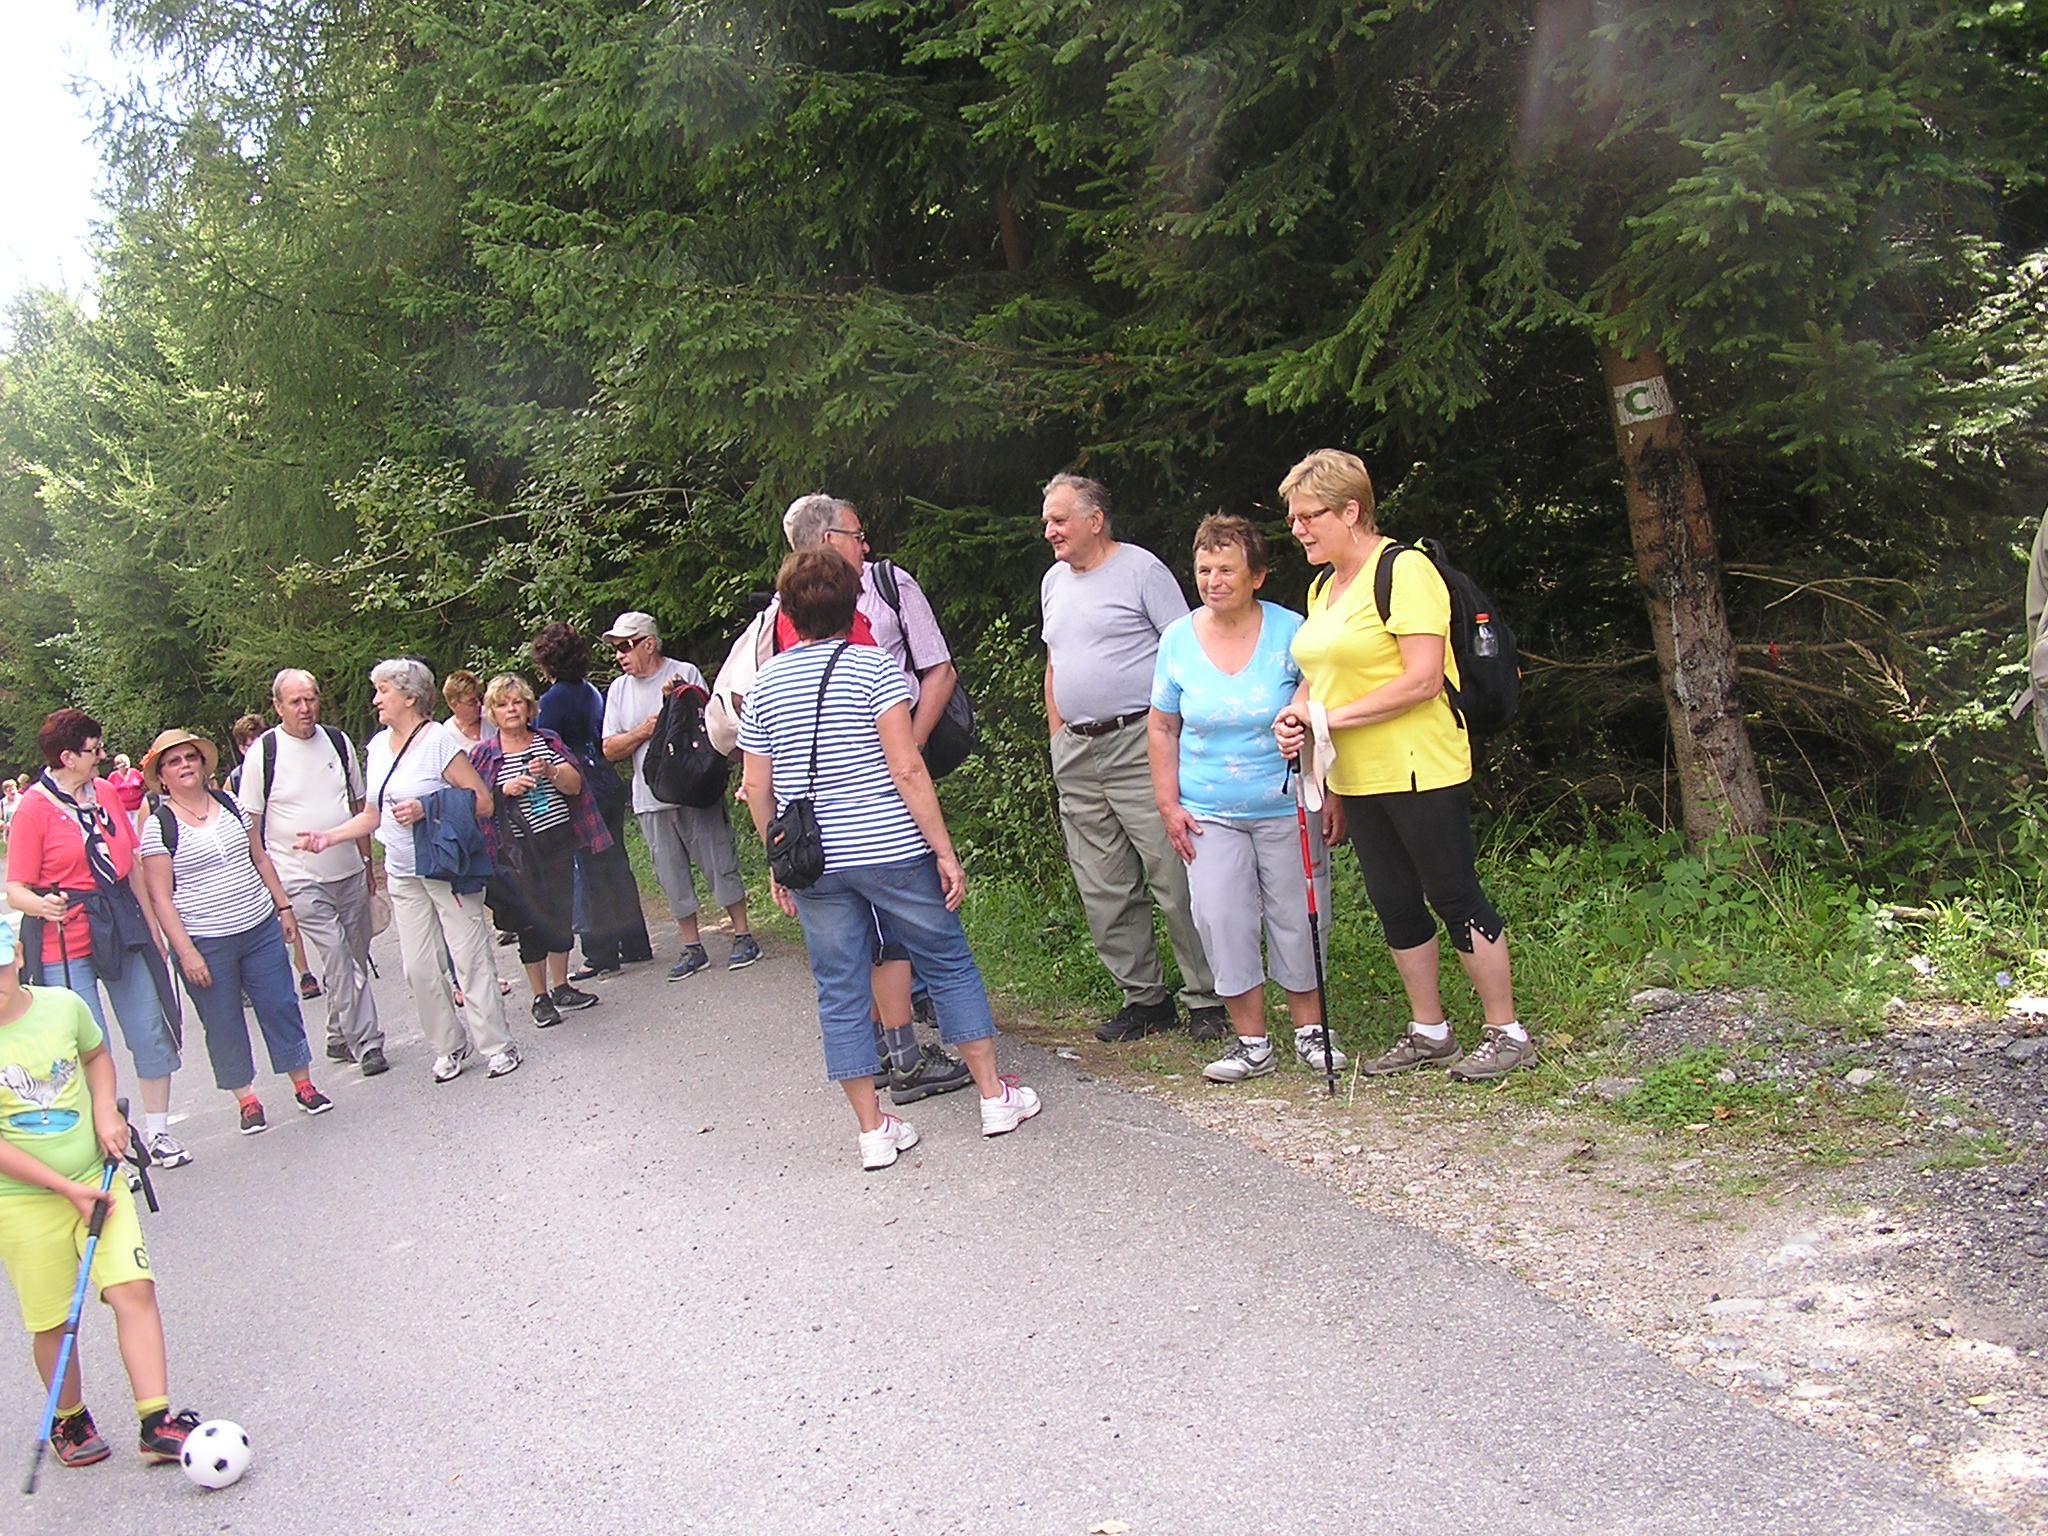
[294,1082,333,1115]
[138,1407,201,1464]
[51,1407,110,1468]
[858,1113,919,1171]
[979,1078,1041,1137]
[237,1100,267,1136]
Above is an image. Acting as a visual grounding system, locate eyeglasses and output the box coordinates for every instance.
[1287,505,1337,528]
[74,742,103,758]
[609,636,644,654]
[825,526,869,547]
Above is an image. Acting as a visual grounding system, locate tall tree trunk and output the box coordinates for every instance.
[1600,337,1769,845]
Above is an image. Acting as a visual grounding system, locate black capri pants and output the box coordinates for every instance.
[1341,784,1503,954]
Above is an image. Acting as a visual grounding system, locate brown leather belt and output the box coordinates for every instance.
[1066,709,1149,739]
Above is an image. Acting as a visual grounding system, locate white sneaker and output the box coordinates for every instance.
[486,1044,523,1079]
[979,1079,1041,1137]
[1294,1027,1350,1073]
[1203,1037,1276,1083]
[858,1113,920,1171]
[431,1048,469,1083]
[146,1130,192,1169]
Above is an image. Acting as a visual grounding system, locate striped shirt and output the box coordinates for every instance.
[137,798,276,939]
[737,641,927,873]
[494,739,572,835]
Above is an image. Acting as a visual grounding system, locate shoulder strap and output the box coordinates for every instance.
[869,559,932,674]
[1308,569,1332,611]
[376,722,428,809]
[1372,540,1417,627]
[804,643,850,792]
[154,803,179,858]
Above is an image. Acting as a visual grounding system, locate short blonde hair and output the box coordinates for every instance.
[442,669,483,707]
[1278,449,1376,533]
[483,673,537,717]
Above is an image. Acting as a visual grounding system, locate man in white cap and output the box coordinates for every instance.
[600,612,758,979]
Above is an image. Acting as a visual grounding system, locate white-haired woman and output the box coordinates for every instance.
[296,658,521,1082]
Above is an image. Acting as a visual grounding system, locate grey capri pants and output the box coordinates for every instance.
[1183,815,1329,998]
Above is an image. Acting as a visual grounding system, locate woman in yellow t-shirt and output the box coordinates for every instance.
[1273,448,1534,1082]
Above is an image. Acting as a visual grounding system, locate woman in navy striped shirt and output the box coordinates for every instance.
[739,549,1041,1171]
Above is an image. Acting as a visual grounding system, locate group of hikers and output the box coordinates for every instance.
[0,445,1529,1475]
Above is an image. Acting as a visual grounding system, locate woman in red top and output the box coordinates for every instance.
[2,710,190,1168]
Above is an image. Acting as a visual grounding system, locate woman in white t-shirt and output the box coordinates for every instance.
[297,658,521,1083]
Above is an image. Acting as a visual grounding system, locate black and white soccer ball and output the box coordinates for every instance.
[179,1420,252,1489]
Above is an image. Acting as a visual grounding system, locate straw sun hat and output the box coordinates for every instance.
[139,728,221,795]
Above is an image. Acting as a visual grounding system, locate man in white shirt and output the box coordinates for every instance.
[601,612,758,980]
[238,668,387,1075]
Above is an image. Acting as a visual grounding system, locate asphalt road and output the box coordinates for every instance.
[9,922,1997,1535]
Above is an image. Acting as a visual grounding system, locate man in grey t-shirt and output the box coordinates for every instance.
[1040,473,1221,1041]
[600,611,759,981]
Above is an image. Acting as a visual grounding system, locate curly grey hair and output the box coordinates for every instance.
[369,657,437,712]
[782,493,856,551]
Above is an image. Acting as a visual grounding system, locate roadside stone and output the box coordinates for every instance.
[1585,1076,1641,1103]
[1735,1365,1790,1392]
[1885,996,1909,1019]
[2000,1173,2036,1197]
[1631,987,1684,1013]
[1844,1068,1879,1089]
[1701,1334,1748,1355]
[2009,995,2048,1019]
[2002,1037,2048,1066]
[2022,1236,2048,1259]
[1706,1296,1766,1318]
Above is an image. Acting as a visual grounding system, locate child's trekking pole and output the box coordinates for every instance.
[21,1155,118,1494]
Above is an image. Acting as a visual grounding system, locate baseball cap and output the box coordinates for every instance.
[602,612,660,643]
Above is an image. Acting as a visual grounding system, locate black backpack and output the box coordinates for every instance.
[642,680,731,808]
[868,559,980,778]
[1370,537,1521,736]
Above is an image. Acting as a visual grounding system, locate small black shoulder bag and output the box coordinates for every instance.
[764,643,847,890]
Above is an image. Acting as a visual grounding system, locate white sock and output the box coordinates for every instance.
[144,1112,168,1140]
[1411,1021,1451,1041]
[1499,1020,1530,1042]
[1243,1035,1272,1052]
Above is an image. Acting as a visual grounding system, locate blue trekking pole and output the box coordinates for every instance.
[21,1149,118,1494]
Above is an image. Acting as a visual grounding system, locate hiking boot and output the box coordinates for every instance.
[486,1044,523,1079]
[1186,1005,1229,1042]
[727,933,762,970]
[889,1045,973,1105]
[236,1100,267,1135]
[294,1082,333,1116]
[325,1039,355,1063]
[980,1078,1041,1136]
[551,984,599,1011]
[1094,998,1176,1042]
[51,1407,110,1468]
[138,1407,200,1464]
[432,1048,470,1084]
[1203,1037,1276,1083]
[1293,1027,1351,1073]
[1358,1027,1463,1076]
[910,995,937,1028]
[298,971,322,1000]
[360,1047,390,1077]
[1448,1026,1538,1082]
[859,1113,920,1171]
[146,1131,192,1169]
[531,994,563,1029]
[668,945,711,981]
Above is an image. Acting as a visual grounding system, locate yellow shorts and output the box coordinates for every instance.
[0,1178,153,1334]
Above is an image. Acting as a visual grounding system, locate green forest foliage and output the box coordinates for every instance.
[1,0,2045,880]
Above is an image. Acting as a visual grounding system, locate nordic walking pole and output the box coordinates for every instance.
[1289,757,1337,1098]
[22,1156,117,1494]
